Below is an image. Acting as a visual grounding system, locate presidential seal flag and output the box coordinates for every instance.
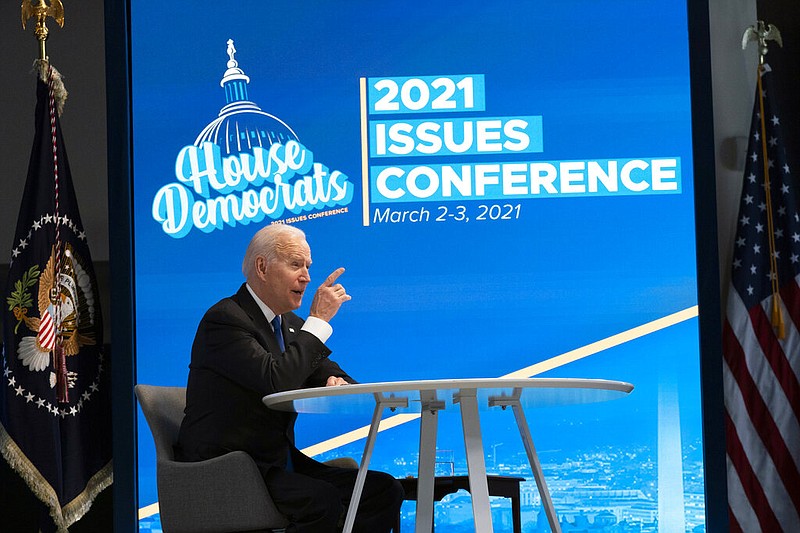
[723,62,800,532]
[1,62,112,532]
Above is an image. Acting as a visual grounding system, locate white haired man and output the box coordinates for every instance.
[177,224,403,532]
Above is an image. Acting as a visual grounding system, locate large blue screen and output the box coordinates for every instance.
[130,1,706,531]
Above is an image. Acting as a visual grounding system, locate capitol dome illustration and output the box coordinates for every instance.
[194,39,299,156]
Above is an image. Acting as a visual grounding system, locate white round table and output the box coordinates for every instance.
[265,377,633,533]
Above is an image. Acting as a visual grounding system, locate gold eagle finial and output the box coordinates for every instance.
[21,0,65,60]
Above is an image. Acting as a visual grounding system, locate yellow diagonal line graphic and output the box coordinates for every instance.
[139,503,159,520]
[501,305,699,378]
[300,305,698,456]
[138,305,698,518]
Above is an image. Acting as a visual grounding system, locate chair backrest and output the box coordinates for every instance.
[134,384,186,462]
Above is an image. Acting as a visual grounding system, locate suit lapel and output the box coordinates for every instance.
[234,284,283,354]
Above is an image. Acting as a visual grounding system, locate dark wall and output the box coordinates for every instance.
[757,2,800,155]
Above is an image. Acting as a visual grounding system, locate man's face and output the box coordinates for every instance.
[256,234,312,315]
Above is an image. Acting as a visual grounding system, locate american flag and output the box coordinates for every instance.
[724,64,800,532]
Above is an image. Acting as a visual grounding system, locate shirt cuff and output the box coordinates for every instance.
[301,316,333,343]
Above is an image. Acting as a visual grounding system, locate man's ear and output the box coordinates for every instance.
[256,256,268,279]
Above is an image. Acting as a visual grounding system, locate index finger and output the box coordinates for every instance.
[322,267,346,287]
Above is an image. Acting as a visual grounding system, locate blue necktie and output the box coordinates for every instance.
[271,315,285,352]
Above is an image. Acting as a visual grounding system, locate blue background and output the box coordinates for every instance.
[130,1,703,531]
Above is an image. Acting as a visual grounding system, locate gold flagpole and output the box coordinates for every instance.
[742,21,785,337]
[21,0,69,116]
[21,0,71,402]
[21,0,65,61]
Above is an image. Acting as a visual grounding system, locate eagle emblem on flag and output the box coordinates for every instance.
[8,243,96,387]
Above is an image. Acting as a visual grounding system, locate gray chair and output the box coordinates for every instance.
[135,384,290,533]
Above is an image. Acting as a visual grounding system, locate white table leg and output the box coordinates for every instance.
[511,402,561,533]
[415,390,441,533]
[457,389,493,532]
[343,400,384,533]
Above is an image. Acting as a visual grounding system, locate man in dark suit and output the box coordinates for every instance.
[176,224,403,533]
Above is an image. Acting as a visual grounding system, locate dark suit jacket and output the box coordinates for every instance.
[176,283,353,470]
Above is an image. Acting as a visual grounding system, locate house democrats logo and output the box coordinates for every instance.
[152,40,354,238]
